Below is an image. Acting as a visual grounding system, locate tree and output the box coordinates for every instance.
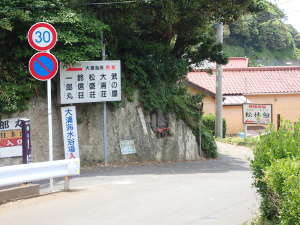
[0,0,107,113]
[225,1,298,52]
[259,20,294,50]
[84,0,264,109]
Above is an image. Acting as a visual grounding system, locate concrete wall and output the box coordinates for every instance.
[187,84,300,135]
[223,105,243,135]
[200,94,300,135]
[224,94,300,135]
[202,96,215,114]
[0,94,202,166]
[247,94,300,126]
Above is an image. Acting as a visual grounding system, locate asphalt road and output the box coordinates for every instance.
[0,142,259,225]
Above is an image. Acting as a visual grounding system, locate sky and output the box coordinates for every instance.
[270,0,300,31]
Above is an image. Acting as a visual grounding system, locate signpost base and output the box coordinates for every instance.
[64,176,70,191]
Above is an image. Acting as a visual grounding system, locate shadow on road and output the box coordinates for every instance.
[2,144,252,190]
[79,151,251,178]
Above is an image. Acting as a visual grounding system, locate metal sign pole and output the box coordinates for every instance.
[47,79,54,191]
[103,102,108,166]
[101,32,109,166]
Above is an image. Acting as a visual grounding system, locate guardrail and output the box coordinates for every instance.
[0,158,80,187]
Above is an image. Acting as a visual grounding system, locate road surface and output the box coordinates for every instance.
[0,142,259,225]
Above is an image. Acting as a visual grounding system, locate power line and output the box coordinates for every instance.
[85,0,156,5]
[86,1,137,5]
[5,0,154,9]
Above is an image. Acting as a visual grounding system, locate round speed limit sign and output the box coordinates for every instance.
[27,22,57,51]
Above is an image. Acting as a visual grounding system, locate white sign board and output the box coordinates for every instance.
[243,104,272,124]
[120,140,136,155]
[61,106,80,159]
[0,118,22,158]
[60,61,121,104]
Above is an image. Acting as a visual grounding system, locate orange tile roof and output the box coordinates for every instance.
[222,57,249,68]
[187,66,300,95]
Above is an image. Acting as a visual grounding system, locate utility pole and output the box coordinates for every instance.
[215,23,223,138]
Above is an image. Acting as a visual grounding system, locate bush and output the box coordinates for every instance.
[202,114,226,138]
[251,120,300,223]
[201,126,218,158]
[265,159,300,225]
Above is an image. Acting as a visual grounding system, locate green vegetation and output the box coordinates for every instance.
[251,121,300,224]
[0,0,266,157]
[265,159,300,225]
[202,114,226,138]
[250,216,276,225]
[0,0,107,113]
[201,114,229,157]
[201,127,218,158]
[224,1,300,66]
[216,136,258,148]
[201,114,228,157]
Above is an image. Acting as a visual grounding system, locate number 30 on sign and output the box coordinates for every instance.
[27,22,57,51]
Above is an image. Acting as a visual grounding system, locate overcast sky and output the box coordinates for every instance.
[270,0,300,31]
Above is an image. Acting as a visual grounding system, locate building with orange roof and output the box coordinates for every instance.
[186,57,300,135]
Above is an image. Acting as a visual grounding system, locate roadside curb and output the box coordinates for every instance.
[0,184,40,205]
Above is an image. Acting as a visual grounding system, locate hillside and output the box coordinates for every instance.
[224,1,300,66]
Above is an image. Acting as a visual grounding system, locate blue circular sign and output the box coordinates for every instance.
[29,52,58,81]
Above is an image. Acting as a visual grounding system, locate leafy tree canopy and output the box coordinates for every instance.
[0,0,107,113]
[225,1,300,59]
[84,0,265,109]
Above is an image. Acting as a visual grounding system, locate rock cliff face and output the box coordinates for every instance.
[0,94,202,166]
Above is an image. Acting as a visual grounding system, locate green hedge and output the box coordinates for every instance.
[202,114,226,138]
[265,159,300,225]
[251,121,300,224]
[201,126,217,158]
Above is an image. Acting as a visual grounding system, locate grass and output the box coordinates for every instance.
[215,136,259,148]
[247,216,276,225]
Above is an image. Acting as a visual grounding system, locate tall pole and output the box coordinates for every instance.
[101,32,109,166]
[215,23,223,138]
[47,79,54,191]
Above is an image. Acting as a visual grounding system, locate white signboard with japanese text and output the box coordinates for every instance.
[60,61,121,104]
[243,104,272,124]
[0,118,23,158]
[120,140,136,155]
[61,106,80,159]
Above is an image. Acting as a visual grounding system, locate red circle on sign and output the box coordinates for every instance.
[29,52,58,81]
[27,22,57,51]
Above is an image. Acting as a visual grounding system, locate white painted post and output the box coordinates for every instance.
[64,176,70,191]
[47,79,54,192]
[101,32,109,166]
